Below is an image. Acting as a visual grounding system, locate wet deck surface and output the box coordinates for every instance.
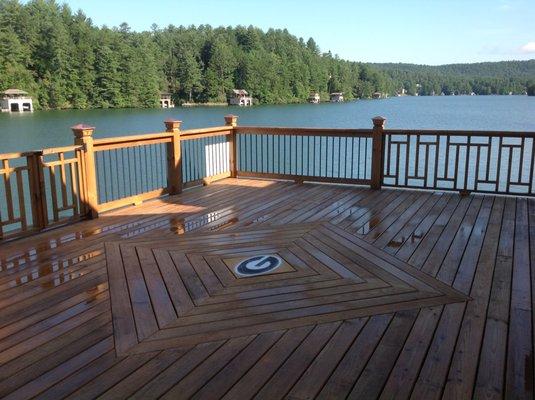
[0,178,533,399]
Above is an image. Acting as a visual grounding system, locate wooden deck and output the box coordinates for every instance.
[0,178,533,399]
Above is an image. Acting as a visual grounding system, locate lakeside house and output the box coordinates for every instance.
[1,89,33,112]
[308,92,320,103]
[229,89,252,106]
[372,92,383,99]
[329,92,344,102]
[159,92,174,108]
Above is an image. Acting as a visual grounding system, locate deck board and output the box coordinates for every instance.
[0,177,532,399]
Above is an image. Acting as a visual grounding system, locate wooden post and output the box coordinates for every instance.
[26,150,47,230]
[371,116,386,190]
[72,124,98,219]
[225,114,238,178]
[165,119,182,195]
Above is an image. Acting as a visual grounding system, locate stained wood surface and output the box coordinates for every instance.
[0,178,532,399]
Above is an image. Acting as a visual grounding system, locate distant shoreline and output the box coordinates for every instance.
[181,102,228,107]
[2,94,531,113]
[176,93,532,108]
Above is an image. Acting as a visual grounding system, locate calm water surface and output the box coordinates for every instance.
[1,95,534,153]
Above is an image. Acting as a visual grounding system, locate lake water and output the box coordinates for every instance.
[1,95,534,153]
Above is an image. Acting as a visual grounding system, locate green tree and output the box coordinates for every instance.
[0,27,35,96]
[93,42,121,108]
[202,39,236,102]
[176,49,202,102]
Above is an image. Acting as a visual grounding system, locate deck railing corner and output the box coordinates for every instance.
[72,124,98,219]
[371,116,387,190]
[225,114,238,177]
[164,119,183,195]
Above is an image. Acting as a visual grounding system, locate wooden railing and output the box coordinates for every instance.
[0,118,233,241]
[180,124,233,189]
[234,126,373,185]
[382,129,535,196]
[1,114,535,242]
[92,132,173,213]
[0,146,87,240]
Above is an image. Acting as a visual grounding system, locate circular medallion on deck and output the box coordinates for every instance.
[235,255,282,276]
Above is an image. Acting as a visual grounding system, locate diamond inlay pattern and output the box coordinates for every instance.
[105,222,467,356]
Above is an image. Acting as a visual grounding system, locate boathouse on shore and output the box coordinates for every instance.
[159,92,175,108]
[229,89,252,106]
[330,92,344,102]
[1,89,33,112]
[309,92,320,103]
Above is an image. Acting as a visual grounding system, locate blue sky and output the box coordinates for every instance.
[58,0,534,65]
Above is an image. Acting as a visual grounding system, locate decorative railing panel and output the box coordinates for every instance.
[0,153,32,238]
[0,146,86,239]
[40,146,86,223]
[92,132,173,212]
[235,127,373,185]
[180,127,232,188]
[94,142,168,205]
[383,130,535,196]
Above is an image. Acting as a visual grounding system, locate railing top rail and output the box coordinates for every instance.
[235,126,373,137]
[93,132,173,147]
[89,126,233,147]
[180,126,232,138]
[41,145,84,155]
[0,151,27,160]
[384,128,535,137]
[1,145,83,160]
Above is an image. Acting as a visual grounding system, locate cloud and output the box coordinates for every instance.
[520,42,535,53]
[498,0,511,11]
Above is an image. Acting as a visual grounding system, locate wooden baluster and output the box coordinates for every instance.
[371,116,386,190]
[225,114,238,177]
[15,165,27,231]
[72,124,98,219]
[48,161,59,221]
[70,157,80,217]
[26,151,48,230]
[74,147,87,216]
[2,159,15,223]
[0,158,9,239]
[165,119,182,195]
[58,152,69,210]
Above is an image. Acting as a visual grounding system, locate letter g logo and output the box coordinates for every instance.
[235,255,282,276]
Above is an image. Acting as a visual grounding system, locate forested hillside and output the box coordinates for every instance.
[372,61,535,96]
[0,0,392,109]
[1,0,534,110]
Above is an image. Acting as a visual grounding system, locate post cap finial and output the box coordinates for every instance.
[372,116,386,127]
[224,114,238,127]
[71,124,95,138]
[164,119,182,132]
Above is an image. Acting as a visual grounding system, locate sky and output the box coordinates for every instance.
[57,0,535,65]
